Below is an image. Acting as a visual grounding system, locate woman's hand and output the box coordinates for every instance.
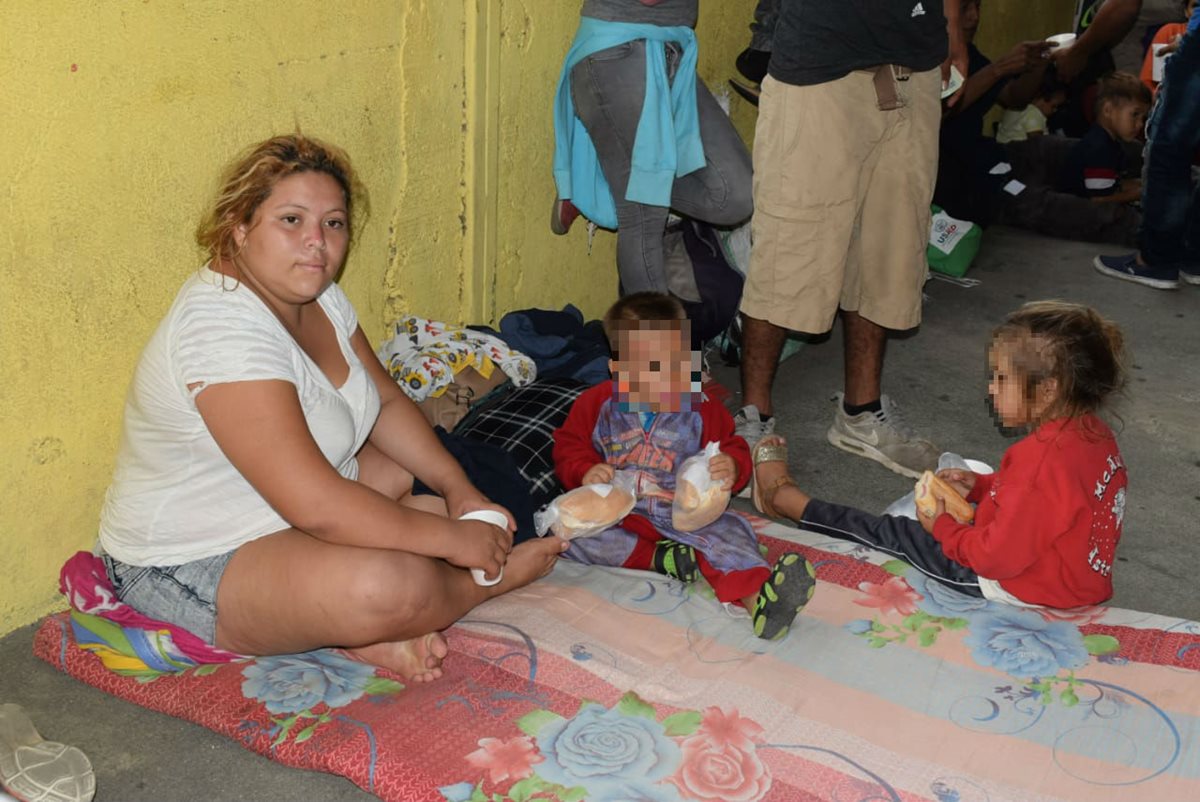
[708,452,737,490]
[916,494,946,535]
[582,463,616,486]
[443,485,517,532]
[447,519,512,578]
[936,469,976,498]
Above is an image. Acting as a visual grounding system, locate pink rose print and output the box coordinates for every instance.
[853,576,923,617]
[696,707,765,750]
[671,733,772,802]
[464,736,544,785]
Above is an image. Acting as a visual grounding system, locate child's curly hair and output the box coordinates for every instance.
[992,301,1127,422]
[602,292,687,358]
[1094,71,1152,117]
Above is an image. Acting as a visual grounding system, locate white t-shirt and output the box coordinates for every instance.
[99,267,382,566]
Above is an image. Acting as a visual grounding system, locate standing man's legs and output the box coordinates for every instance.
[738,68,940,476]
[670,76,754,225]
[739,316,787,417]
[841,312,884,407]
[570,40,670,294]
[1094,31,1200,288]
[571,42,753,295]
[826,68,941,478]
[741,307,887,418]
[1137,32,1200,272]
[738,72,879,438]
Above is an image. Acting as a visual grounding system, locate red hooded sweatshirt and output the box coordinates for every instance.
[932,415,1126,608]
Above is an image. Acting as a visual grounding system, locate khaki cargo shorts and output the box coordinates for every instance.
[741,68,940,334]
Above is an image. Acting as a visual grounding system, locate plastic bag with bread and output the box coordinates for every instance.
[672,441,730,532]
[913,470,975,524]
[534,472,637,540]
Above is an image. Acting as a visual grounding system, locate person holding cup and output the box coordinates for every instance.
[97,134,568,683]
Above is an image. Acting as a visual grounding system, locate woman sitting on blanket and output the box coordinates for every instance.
[96,134,568,681]
[750,301,1128,610]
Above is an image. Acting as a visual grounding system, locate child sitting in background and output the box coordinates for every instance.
[1058,72,1151,203]
[750,301,1128,609]
[552,293,815,640]
[996,72,1069,144]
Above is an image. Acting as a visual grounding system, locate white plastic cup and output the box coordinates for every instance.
[458,509,508,586]
[964,458,994,476]
[1047,32,1076,50]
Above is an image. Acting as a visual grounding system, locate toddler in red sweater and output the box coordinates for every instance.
[553,292,816,639]
[751,301,1128,609]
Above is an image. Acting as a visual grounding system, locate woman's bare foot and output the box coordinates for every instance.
[347,632,449,683]
[752,435,811,521]
[487,537,568,596]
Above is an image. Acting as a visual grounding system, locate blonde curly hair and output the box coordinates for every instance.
[195,134,367,271]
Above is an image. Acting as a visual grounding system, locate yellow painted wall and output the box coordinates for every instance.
[0,1,417,633]
[0,0,1072,636]
[976,0,1076,56]
[0,0,758,636]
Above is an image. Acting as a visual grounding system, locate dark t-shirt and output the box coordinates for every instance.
[940,44,1007,163]
[1058,123,1124,197]
[769,0,948,86]
[581,0,697,27]
[933,43,1009,224]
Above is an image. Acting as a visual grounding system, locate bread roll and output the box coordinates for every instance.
[552,484,636,539]
[914,471,974,524]
[672,478,729,532]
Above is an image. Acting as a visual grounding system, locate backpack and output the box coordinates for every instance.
[662,218,745,349]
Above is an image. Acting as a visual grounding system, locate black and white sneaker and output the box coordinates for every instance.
[1093,253,1180,290]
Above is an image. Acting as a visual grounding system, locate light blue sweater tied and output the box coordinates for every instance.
[552,17,704,230]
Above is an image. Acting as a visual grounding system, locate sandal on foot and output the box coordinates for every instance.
[651,539,699,583]
[0,704,95,802]
[751,554,817,641]
[751,436,797,519]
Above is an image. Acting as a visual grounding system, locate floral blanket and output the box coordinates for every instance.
[34,516,1200,801]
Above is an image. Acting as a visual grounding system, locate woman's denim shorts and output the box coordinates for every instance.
[102,551,235,646]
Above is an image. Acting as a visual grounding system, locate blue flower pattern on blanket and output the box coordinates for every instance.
[240,651,403,748]
[535,702,681,796]
[909,573,991,617]
[842,561,1123,707]
[45,523,1200,801]
[441,695,780,802]
[964,606,1091,678]
[242,651,378,714]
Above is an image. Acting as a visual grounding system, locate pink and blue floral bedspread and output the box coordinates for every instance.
[34,516,1200,801]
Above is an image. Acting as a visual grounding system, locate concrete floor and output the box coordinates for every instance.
[2,226,1197,801]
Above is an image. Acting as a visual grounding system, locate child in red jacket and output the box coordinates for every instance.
[553,292,815,639]
[751,301,1128,609]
